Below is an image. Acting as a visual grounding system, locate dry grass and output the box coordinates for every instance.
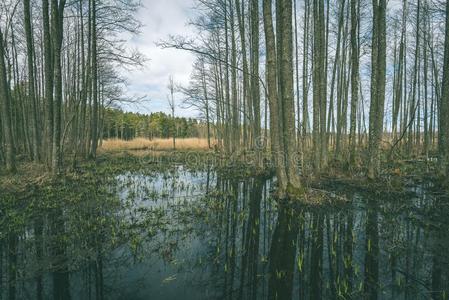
[0,162,51,191]
[100,138,213,152]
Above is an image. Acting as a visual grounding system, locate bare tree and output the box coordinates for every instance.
[167,75,176,150]
[0,26,16,172]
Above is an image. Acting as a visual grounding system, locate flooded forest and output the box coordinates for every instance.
[1,0,449,299]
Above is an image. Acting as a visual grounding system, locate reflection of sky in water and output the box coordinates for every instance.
[116,165,212,209]
[109,166,223,299]
[104,167,449,299]
[104,168,273,299]
[9,166,448,300]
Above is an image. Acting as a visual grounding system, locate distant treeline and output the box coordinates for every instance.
[102,109,210,141]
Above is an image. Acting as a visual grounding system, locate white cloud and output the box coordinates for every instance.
[121,0,199,118]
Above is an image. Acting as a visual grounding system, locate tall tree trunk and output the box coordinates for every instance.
[367,0,387,178]
[24,0,40,161]
[263,0,288,194]
[43,0,54,168]
[230,0,239,152]
[294,0,301,143]
[250,0,261,166]
[203,69,211,149]
[0,27,16,172]
[423,0,429,158]
[51,0,67,173]
[392,1,407,141]
[349,0,359,165]
[78,0,88,158]
[332,0,345,159]
[319,0,327,168]
[312,0,326,170]
[235,0,250,150]
[440,0,449,177]
[277,0,302,192]
[407,0,420,154]
[223,1,231,154]
[90,0,98,158]
[302,0,310,145]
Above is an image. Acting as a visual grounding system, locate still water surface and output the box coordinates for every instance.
[1,165,448,299]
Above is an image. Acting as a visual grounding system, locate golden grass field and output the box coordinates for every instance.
[100,138,212,152]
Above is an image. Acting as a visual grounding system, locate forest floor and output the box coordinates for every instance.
[1,146,447,204]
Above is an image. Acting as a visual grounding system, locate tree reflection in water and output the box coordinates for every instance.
[0,166,448,299]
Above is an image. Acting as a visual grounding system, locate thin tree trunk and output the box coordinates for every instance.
[235,0,251,150]
[24,0,40,161]
[311,0,326,169]
[294,0,301,144]
[43,0,54,168]
[250,0,261,166]
[349,0,359,165]
[230,0,239,152]
[90,0,98,158]
[407,0,420,155]
[440,0,449,176]
[423,0,429,158]
[302,0,310,147]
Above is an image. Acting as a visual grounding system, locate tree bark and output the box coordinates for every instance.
[0,27,16,172]
[230,0,239,152]
[24,0,40,162]
[277,0,302,192]
[349,0,359,164]
[250,0,262,167]
[51,0,67,173]
[367,0,387,179]
[263,0,288,193]
[440,0,449,176]
[43,0,54,168]
[89,0,98,158]
[312,0,326,170]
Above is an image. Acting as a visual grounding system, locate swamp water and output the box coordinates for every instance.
[1,164,448,299]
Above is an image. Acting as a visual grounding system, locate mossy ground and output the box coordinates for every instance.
[1,148,446,205]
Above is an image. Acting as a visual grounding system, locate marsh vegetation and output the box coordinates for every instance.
[1,0,449,299]
[1,155,449,299]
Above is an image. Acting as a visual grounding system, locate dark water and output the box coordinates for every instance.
[1,165,448,299]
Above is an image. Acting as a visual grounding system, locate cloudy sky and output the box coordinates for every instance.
[120,0,405,119]
[121,0,198,117]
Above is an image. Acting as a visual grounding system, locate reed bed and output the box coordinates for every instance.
[100,138,212,152]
